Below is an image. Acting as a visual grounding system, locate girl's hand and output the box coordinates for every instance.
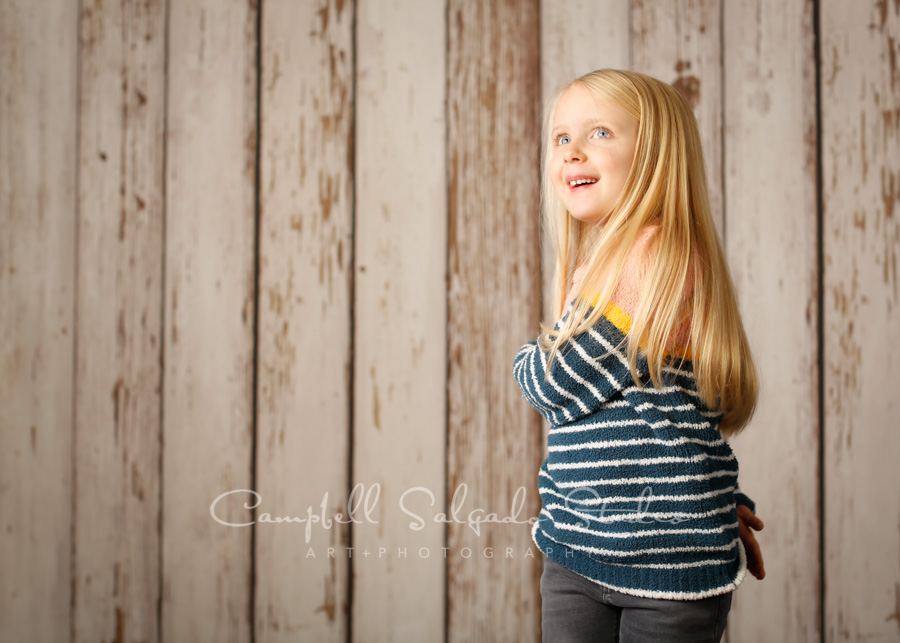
[737,504,766,579]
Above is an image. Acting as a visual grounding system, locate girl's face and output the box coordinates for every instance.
[549,84,639,225]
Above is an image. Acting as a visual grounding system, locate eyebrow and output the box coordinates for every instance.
[550,119,614,136]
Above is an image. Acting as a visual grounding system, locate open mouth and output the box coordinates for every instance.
[568,178,597,188]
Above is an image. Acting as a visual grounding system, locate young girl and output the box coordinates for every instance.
[513,69,765,642]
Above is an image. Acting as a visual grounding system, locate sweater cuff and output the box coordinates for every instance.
[734,488,756,515]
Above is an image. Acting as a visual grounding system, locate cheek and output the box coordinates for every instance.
[614,150,635,181]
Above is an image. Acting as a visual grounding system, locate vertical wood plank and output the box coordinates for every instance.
[74,1,166,641]
[539,0,631,101]
[352,0,447,640]
[255,1,353,640]
[447,1,543,640]
[163,2,257,641]
[0,1,77,640]
[723,1,820,640]
[822,0,900,640]
[631,0,725,232]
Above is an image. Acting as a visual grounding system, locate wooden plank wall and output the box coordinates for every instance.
[0,1,78,641]
[75,1,166,642]
[256,1,353,641]
[446,1,542,641]
[353,1,446,641]
[722,2,820,641]
[162,2,258,641]
[821,0,900,640]
[1,1,898,642]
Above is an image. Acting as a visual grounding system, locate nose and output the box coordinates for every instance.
[563,143,583,163]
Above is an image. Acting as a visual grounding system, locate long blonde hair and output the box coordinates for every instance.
[539,69,757,437]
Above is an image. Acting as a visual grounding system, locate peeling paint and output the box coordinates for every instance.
[672,75,700,109]
[372,365,381,430]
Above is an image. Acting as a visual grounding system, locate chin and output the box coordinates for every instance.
[567,210,609,225]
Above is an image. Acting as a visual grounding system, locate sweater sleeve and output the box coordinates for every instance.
[734,480,756,514]
[512,316,633,426]
[513,231,659,426]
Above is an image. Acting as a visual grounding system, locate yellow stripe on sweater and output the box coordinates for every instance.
[598,300,694,362]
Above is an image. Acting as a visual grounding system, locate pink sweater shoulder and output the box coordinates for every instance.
[607,225,693,350]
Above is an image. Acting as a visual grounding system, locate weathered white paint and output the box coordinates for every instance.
[255,0,353,640]
[352,0,448,641]
[822,0,900,640]
[540,0,631,101]
[723,1,820,641]
[447,1,544,640]
[0,1,77,641]
[74,1,166,641]
[162,2,257,641]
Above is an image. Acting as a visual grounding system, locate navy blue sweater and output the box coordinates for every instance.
[514,287,755,600]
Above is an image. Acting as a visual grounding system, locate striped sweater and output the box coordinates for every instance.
[513,229,755,600]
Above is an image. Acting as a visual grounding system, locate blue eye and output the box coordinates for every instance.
[556,134,571,145]
[592,128,611,139]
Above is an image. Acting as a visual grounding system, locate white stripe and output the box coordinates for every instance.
[513,347,529,389]
[573,328,629,390]
[537,344,573,424]
[602,559,734,570]
[541,500,735,526]
[548,435,725,452]
[528,341,570,421]
[547,350,592,415]
[538,467,737,488]
[539,484,735,506]
[650,419,713,430]
[539,522,740,558]
[514,343,530,378]
[537,507,740,539]
[544,517,739,553]
[514,342,531,361]
[623,383,701,398]
[571,338,627,398]
[560,341,608,404]
[633,401,723,420]
[550,418,647,435]
[520,343,554,415]
[513,345,533,400]
[633,401,697,413]
[547,453,735,470]
[566,400,712,430]
[588,326,631,370]
[663,363,695,379]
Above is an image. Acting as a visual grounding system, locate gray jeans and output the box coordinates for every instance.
[540,556,732,642]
